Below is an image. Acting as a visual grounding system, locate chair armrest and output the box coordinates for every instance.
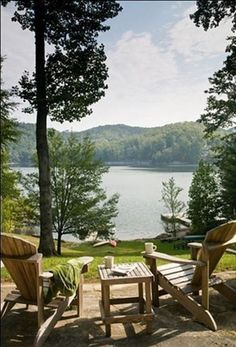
[187,242,202,260]
[187,242,202,249]
[188,241,236,255]
[225,248,236,255]
[39,272,53,279]
[78,256,94,266]
[142,251,205,266]
[204,240,235,250]
[27,253,43,263]
[67,256,94,274]
[81,256,94,273]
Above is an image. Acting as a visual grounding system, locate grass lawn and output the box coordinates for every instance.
[1,234,235,282]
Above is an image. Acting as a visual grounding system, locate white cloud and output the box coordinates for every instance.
[1,3,231,132]
[84,76,208,130]
[2,6,35,88]
[1,6,36,124]
[70,29,207,131]
[59,9,232,131]
[168,6,232,61]
[108,31,178,93]
[50,22,222,131]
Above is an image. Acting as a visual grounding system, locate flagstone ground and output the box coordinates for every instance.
[1,272,236,347]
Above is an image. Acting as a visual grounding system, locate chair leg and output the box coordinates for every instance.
[1,300,16,319]
[213,282,236,303]
[159,276,217,331]
[201,256,209,310]
[34,295,75,347]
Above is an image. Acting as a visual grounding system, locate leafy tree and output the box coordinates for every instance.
[1,58,34,232]
[190,0,236,31]
[23,132,119,255]
[197,37,236,134]
[2,1,122,256]
[215,133,236,219]
[161,177,185,237]
[1,57,18,231]
[9,122,224,167]
[9,122,37,166]
[190,1,236,134]
[191,1,236,224]
[188,160,221,234]
[0,57,19,147]
[2,149,37,233]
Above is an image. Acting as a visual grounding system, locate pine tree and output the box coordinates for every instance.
[161,177,185,237]
[190,1,236,134]
[188,160,221,234]
[216,133,236,219]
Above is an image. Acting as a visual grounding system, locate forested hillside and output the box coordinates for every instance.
[89,122,209,166]
[10,123,36,166]
[10,122,220,167]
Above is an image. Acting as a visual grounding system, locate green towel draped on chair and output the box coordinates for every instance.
[44,258,84,303]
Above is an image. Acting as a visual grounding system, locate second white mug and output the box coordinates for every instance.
[104,256,114,269]
[145,242,157,254]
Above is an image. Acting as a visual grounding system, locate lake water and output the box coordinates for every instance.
[14,166,193,240]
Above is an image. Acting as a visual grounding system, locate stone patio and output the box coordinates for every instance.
[1,272,236,347]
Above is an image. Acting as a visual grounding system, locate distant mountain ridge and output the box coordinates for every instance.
[9,121,222,167]
[73,124,147,139]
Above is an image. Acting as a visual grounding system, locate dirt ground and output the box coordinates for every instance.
[1,272,236,347]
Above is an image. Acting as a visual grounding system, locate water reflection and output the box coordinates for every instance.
[13,166,194,240]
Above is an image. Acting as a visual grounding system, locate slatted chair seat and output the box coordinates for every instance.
[143,221,236,331]
[1,233,93,347]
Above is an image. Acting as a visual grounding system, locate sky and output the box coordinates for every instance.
[1,1,233,132]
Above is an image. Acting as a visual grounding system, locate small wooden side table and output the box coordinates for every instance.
[98,262,154,337]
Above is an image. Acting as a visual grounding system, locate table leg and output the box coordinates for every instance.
[103,284,111,337]
[145,280,153,334]
[76,274,84,316]
[149,259,159,307]
[138,283,144,313]
[101,282,104,302]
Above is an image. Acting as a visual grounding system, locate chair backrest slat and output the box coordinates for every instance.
[1,234,40,301]
[191,221,236,286]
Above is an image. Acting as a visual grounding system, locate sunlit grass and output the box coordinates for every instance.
[1,234,235,282]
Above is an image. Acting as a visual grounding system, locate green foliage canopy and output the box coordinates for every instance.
[215,133,236,219]
[191,1,236,134]
[2,0,122,256]
[197,37,236,134]
[1,59,35,233]
[4,0,122,122]
[23,132,119,254]
[188,160,221,234]
[190,0,236,32]
[10,122,221,167]
[0,58,19,147]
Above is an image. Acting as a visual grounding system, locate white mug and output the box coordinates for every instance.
[104,256,114,269]
[145,242,157,254]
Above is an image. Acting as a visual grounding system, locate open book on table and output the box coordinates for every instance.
[111,263,137,276]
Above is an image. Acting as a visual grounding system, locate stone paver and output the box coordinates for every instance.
[1,273,236,347]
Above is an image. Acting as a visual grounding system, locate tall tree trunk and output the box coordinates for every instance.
[57,230,62,256]
[35,0,55,256]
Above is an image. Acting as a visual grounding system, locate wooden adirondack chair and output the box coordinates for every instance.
[0,233,93,347]
[143,221,236,331]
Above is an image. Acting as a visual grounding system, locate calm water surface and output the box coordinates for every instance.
[15,166,193,240]
[102,166,193,239]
